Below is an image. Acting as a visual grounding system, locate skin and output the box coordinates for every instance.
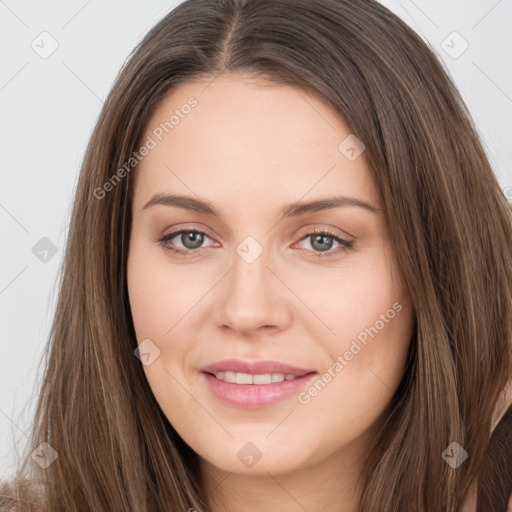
[127,74,415,512]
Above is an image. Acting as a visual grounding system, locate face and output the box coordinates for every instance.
[127,74,414,479]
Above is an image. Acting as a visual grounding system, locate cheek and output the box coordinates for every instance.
[292,249,406,347]
[296,254,413,424]
[127,244,201,420]
[303,295,412,437]
[127,241,196,340]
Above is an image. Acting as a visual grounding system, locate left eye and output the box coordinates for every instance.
[158,229,353,257]
[295,230,353,256]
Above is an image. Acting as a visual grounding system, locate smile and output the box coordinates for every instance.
[201,371,317,408]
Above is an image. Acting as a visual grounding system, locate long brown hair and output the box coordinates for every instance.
[2,0,511,510]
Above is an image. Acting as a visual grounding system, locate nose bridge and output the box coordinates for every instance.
[214,234,290,334]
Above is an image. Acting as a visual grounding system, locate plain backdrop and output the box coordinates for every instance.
[1,0,511,479]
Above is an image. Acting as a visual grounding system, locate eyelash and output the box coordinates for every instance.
[157,228,354,258]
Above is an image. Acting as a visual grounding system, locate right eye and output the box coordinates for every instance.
[158,229,217,256]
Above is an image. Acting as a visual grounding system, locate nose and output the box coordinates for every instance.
[213,245,292,337]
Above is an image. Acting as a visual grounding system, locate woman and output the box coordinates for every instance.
[1,0,511,510]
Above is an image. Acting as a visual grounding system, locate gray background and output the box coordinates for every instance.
[1,0,511,478]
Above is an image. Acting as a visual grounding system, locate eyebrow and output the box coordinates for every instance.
[142,193,381,217]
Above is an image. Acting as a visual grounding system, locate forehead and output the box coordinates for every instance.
[133,75,380,212]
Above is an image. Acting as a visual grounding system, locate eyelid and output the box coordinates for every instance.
[294,224,354,241]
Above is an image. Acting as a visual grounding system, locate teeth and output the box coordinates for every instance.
[236,372,253,384]
[213,371,298,384]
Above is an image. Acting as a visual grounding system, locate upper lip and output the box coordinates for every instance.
[200,359,316,376]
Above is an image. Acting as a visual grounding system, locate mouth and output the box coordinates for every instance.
[200,370,318,408]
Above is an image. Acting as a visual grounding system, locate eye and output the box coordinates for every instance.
[294,229,354,257]
[157,229,217,256]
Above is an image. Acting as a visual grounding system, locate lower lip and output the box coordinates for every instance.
[201,372,317,408]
